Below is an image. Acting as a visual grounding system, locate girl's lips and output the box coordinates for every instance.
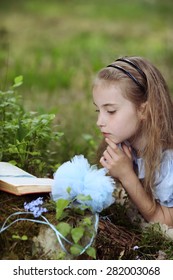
[102,132,110,137]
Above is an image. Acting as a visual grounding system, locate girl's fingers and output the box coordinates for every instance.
[100,156,109,169]
[103,148,113,162]
[105,138,133,159]
[105,137,116,148]
[122,143,133,160]
[105,138,121,154]
[100,146,115,169]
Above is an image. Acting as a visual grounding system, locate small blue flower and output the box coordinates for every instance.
[24,197,47,218]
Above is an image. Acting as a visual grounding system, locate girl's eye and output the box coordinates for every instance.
[107,110,116,114]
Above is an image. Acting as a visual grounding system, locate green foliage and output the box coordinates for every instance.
[131,223,173,260]
[71,227,85,243]
[86,246,96,259]
[2,0,173,164]
[70,244,83,256]
[0,76,63,176]
[55,199,70,220]
[56,222,71,237]
[12,234,28,241]
[76,194,92,202]
[54,194,97,259]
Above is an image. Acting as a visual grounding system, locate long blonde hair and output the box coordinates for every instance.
[94,56,173,197]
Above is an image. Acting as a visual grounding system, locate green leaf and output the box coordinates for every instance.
[21,235,28,241]
[70,244,83,256]
[71,227,84,243]
[12,234,28,241]
[56,222,71,237]
[73,207,85,216]
[86,247,96,259]
[56,251,66,260]
[13,75,23,88]
[76,194,92,201]
[12,234,20,239]
[82,134,93,141]
[80,204,92,211]
[56,198,69,220]
[66,186,71,194]
[82,217,92,226]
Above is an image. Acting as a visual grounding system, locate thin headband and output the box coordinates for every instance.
[116,58,147,81]
[107,64,145,91]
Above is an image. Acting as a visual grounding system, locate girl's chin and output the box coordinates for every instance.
[106,136,121,144]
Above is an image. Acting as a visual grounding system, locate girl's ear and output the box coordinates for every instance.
[138,101,148,120]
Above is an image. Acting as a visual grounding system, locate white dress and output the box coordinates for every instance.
[134,149,173,237]
[135,150,173,207]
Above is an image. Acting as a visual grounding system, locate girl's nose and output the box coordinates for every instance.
[96,114,106,128]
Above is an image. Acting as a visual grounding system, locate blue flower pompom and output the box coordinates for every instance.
[52,155,116,213]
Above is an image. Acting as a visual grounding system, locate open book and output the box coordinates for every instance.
[0,162,53,195]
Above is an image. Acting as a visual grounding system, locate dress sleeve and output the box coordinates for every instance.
[154,150,173,207]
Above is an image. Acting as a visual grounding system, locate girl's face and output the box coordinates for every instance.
[93,81,142,145]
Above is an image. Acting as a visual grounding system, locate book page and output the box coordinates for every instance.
[0,162,36,177]
[0,177,53,186]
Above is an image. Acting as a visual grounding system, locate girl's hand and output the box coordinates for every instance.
[100,138,134,182]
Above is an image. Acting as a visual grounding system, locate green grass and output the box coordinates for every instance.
[1,0,173,164]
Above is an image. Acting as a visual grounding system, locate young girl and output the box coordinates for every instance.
[92,56,173,227]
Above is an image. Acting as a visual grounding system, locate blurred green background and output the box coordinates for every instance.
[1,0,173,163]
